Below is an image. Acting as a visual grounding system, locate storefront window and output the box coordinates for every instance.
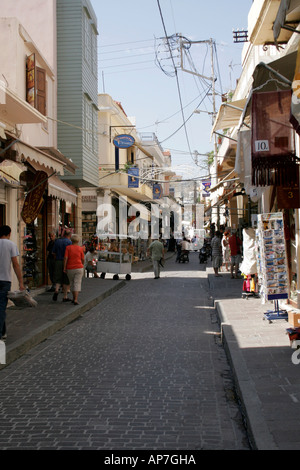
[82,211,97,243]
[58,200,75,233]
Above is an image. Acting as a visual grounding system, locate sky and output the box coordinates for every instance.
[90,0,253,179]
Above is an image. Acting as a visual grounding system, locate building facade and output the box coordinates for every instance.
[211,0,300,307]
[0,0,90,289]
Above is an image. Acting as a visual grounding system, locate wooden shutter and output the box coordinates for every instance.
[36,67,46,116]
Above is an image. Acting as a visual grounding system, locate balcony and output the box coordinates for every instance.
[0,81,47,126]
[99,170,154,202]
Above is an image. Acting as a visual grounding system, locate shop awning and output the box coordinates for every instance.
[252,51,296,91]
[48,177,77,205]
[14,140,65,175]
[0,160,25,186]
[28,160,77,205]
[237,51,297,130]
[211,99,248,135]
[273,0,300,46]
[38,146,77,175]
[209,170,239,193]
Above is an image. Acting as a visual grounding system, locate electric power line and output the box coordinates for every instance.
[156,0,193,162]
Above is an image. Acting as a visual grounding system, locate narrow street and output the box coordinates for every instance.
[0,252,250,450]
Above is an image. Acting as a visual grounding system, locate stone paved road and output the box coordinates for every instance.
[0,252,250,450]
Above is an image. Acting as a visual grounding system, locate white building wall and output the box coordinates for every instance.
[0,0,56,70]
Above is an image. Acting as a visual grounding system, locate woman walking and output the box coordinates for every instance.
[211,230,222,277]
[222,230,231,272]
[63,234,85,305]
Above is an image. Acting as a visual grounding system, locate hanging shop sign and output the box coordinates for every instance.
[113,134,135,149]
[251,90,297,186]
[202,179,211,197]
[153,184,163,199]
[128,168,139,188]
[277,184,300,209]
[21,170,48,224]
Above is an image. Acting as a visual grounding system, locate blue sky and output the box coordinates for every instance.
[90,0,252,176]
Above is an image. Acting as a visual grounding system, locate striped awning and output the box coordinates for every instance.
[0,160,25,186]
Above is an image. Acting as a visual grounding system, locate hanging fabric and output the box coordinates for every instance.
[290,42,300,135]
[251,89,298,186]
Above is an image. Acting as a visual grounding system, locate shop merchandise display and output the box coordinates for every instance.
[240,228,259,299]
[96,240,133,280]
[256,213,288,321]
[22,229,39,288]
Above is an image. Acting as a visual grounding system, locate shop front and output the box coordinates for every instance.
[248,54,300,307]
[18,150,77,290]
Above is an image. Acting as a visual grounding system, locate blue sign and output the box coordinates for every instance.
[113,134,135,149]
[202,179,211,197]
[153,184,163,199]
[128,168,139,188]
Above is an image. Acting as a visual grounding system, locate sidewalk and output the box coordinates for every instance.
[208,266,300,450]
[2,254,299,450]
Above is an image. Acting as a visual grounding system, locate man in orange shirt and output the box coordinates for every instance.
[52,230,72,302]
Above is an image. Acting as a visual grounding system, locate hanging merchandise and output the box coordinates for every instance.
[251,90,298,187]
[240,228,257,275]
[22,227,40,288]
[256,212,289,322]
[240,228,259,299]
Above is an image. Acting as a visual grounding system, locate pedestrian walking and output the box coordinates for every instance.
[175,237,182,262]
[63,234,85,305]
[148,238,164,279]
[228,229,242,279]
[0,225,25,340]
[46,231,56,291]
[52,229,72,302]
[211,230,222,277]
[221,230,231,272]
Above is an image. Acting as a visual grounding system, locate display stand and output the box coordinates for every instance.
[263,299,288,323]
[256,213,289,322]
[96,240,132,280]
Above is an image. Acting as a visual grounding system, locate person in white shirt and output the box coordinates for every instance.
[0,225,25,340]
[85,246,99,278]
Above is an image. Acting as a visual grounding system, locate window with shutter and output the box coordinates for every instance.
[36,67,46,116]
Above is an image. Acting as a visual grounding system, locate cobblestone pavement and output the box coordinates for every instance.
[0,252,250,450]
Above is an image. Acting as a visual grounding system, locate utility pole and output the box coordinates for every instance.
[210,38,219,229]
[178,36,219,228]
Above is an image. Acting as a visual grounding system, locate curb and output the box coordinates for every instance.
[214,298,278,450]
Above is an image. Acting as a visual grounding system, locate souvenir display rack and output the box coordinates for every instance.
[97,239,132,280]
[256,212,289,322]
